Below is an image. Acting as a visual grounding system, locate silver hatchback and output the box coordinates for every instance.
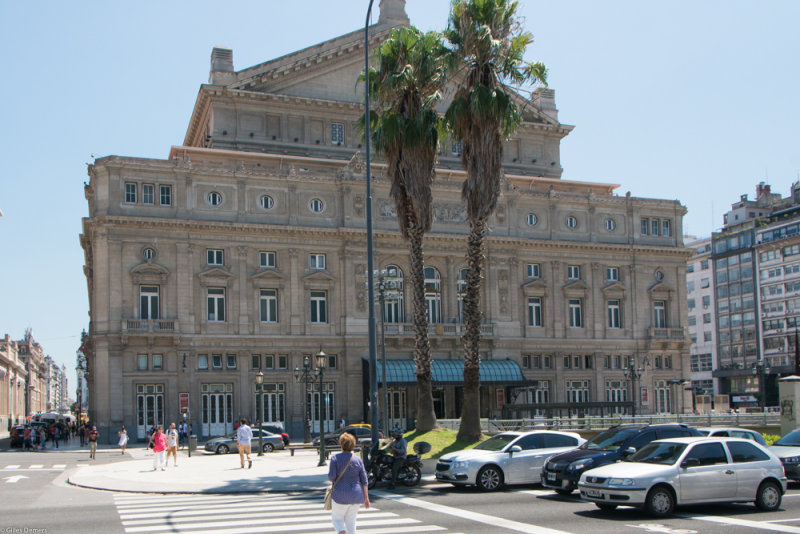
[204,429,286,454]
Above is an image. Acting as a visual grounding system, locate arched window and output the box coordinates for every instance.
[424,267,442,324]
[383,265,405,324]
[457,268,468,323]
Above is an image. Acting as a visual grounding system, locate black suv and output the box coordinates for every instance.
[541,424,703,494]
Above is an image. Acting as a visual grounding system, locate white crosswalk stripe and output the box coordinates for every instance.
[2,464,68,471]
[113,493,464,534]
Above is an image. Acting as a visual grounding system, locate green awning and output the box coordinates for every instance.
[373,359,526,386]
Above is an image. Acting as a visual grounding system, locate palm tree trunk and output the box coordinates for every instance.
[457,217,486,442]
[409,222,436,432]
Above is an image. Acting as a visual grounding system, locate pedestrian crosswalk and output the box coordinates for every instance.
[113,492,464,534]
[2,464,67,470]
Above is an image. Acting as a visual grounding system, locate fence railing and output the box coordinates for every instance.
[435,413,781,433]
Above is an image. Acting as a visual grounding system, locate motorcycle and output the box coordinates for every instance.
[367,441,430,489]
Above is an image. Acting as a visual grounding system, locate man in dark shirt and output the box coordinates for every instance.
[386,427,407,489]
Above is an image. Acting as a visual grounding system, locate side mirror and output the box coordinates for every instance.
[680,458,700,469]
[509,445,523,454]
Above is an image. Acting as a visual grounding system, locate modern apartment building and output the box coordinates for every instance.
[685,237,716,406]
[80,0,691,442]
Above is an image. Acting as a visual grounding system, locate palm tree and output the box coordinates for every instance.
[363,26,450,433]
[445,0,547,442]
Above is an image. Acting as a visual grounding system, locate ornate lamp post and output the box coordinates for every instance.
[256,370,264,456]
[623,361,644,417]
[375,268,401,435]
[316,348,327,467]
[752,361,771,410]
[293,356,313,444]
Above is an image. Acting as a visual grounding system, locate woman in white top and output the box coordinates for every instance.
[117,426,128,455]
[166,422,179,466]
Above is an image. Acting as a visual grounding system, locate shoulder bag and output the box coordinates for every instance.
[324,453,354,510]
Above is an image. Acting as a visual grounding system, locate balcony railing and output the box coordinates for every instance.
[648,327,686,339]
[383,322,495,337]
[123,319,177,333]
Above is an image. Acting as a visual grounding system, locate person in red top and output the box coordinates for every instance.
[88,426,99,459]
[152,425,168,471]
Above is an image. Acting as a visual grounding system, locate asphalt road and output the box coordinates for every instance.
[3,448,800,534]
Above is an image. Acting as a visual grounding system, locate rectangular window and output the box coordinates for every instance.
[543,355,551,369]
[569,299,583,328]
[702,295,711,307]
[142,184,155,205]
[331,122,344,145]
[251,355,261,369]
[259,289,279,323]
[653,300,666,328]
[278,355,288,369]
[327,354,337,370]
[198,354,208,370]
[260,251,277,268]
[264,354,274,369]
[703,313,711,324]
[563,356,571,369]
[641,218,649,235]
[607,267,619,282]
[152,354,163,370]
[212,355,222,369]
[584,355,593,369]
[207,288,226,322]
[310,290,327,323]
[687,264,695,273]
[701,278,710,288]
[662,219,671,237]
[137,354,148,371]
[527,263,540,279]
[160,185,172,206]
[140,286,160,320]
[522,355,531,369]
[207,249,224,266]
[125,182,137,204]
[651,219,659,236]
[688,315,697,326]
[226,355,236,369]
[527,297,543,327]
[701,259,709,270]
[608,299,621,329]
[688,298,696,310]
[567,265,580,280]
[310,253,326,270]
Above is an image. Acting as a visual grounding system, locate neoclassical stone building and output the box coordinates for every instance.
[81,0,690,441]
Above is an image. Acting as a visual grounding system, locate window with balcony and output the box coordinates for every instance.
[140,286,160,320]
[653,301,667,328]
[424,267,442,323]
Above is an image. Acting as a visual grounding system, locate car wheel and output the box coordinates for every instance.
[756,480,782,511]
[596,503,617,512]
[645,485,675,516]
[555,488,573,496]
[216,444,229,454]
[262,443,274,453]
[476,465,504,491]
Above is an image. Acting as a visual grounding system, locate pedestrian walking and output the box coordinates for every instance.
[79,424,86,446]
[88,426,99,459]
[118,426,128,455]
[178,421,187,449]
[23,426,33,451]
[236,418,253,469]
[166,422,179,466]
[53,424,60,448]
[327,432,370,534]
[152,425,167,471]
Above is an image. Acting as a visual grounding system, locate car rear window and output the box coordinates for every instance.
[727,441,770,463]
[582,428,639,451]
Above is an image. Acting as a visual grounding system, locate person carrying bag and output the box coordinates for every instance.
[326,433,369,534]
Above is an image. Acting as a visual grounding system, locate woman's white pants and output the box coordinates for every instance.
[331,500,360,533]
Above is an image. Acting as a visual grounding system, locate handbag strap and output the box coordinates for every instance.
[331,453,354,489]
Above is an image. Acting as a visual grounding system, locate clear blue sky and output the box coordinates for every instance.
[1,1,798,390]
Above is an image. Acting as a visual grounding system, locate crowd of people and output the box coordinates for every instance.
[17,420,97,451]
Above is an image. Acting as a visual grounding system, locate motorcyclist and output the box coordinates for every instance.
[385,427,407,489]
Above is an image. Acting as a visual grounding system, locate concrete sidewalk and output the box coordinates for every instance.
[66,445,437,494]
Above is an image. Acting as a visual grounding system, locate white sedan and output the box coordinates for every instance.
[578,437,786,516]
[435,430,585,491]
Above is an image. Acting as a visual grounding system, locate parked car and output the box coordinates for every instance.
[696,427,767,445]
[769,428,800,481]
[9,426,25,448]
[205,429,285,454]
[313,425,381,447]
[435,430,585,491]
[541,424,703,495]
[578,437,786,516]
[260,423,290,446]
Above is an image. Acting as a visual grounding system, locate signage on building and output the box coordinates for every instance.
[732,395,757,403]
[496,388,505,407]
[640,387,649,405]
[179,393,189,414]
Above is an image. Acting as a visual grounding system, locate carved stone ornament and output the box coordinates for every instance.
[433,204,467,224]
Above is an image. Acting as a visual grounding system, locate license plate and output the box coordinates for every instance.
[585,489,603,498]
[547,472,556,482]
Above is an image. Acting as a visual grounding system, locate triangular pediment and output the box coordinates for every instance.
[302,270,338,284]
[601,281,626,293]
[562,279,589,291]
[648,280,675,295]
[521,278,548,290]
[130,261,170,277]
[198,267,234,279]
[250,269,289,282]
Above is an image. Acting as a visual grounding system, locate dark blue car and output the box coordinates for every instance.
[540,424,702,495]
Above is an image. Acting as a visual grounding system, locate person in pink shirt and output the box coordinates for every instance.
[152,425,168,471]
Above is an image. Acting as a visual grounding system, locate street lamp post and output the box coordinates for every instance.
[316,349,327,467]
[623,361,644,417]
[375,268,401,435]
[256,370,264,456]
[752,361,771,411]
[293,356,313,444]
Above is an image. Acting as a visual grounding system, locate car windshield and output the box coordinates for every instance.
[775,429,800,447]
[628,442,687,465]
[474,434,517,451]
[581,428,638,451]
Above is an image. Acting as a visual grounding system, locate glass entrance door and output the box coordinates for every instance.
[388,389,407,429]
[202,384,233,436]
[136,384,164,439]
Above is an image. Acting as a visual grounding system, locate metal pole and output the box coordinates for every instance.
[318,367,326,466]
[364,0,379,456]
[257,391,263,456]
[379,276,389,436]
